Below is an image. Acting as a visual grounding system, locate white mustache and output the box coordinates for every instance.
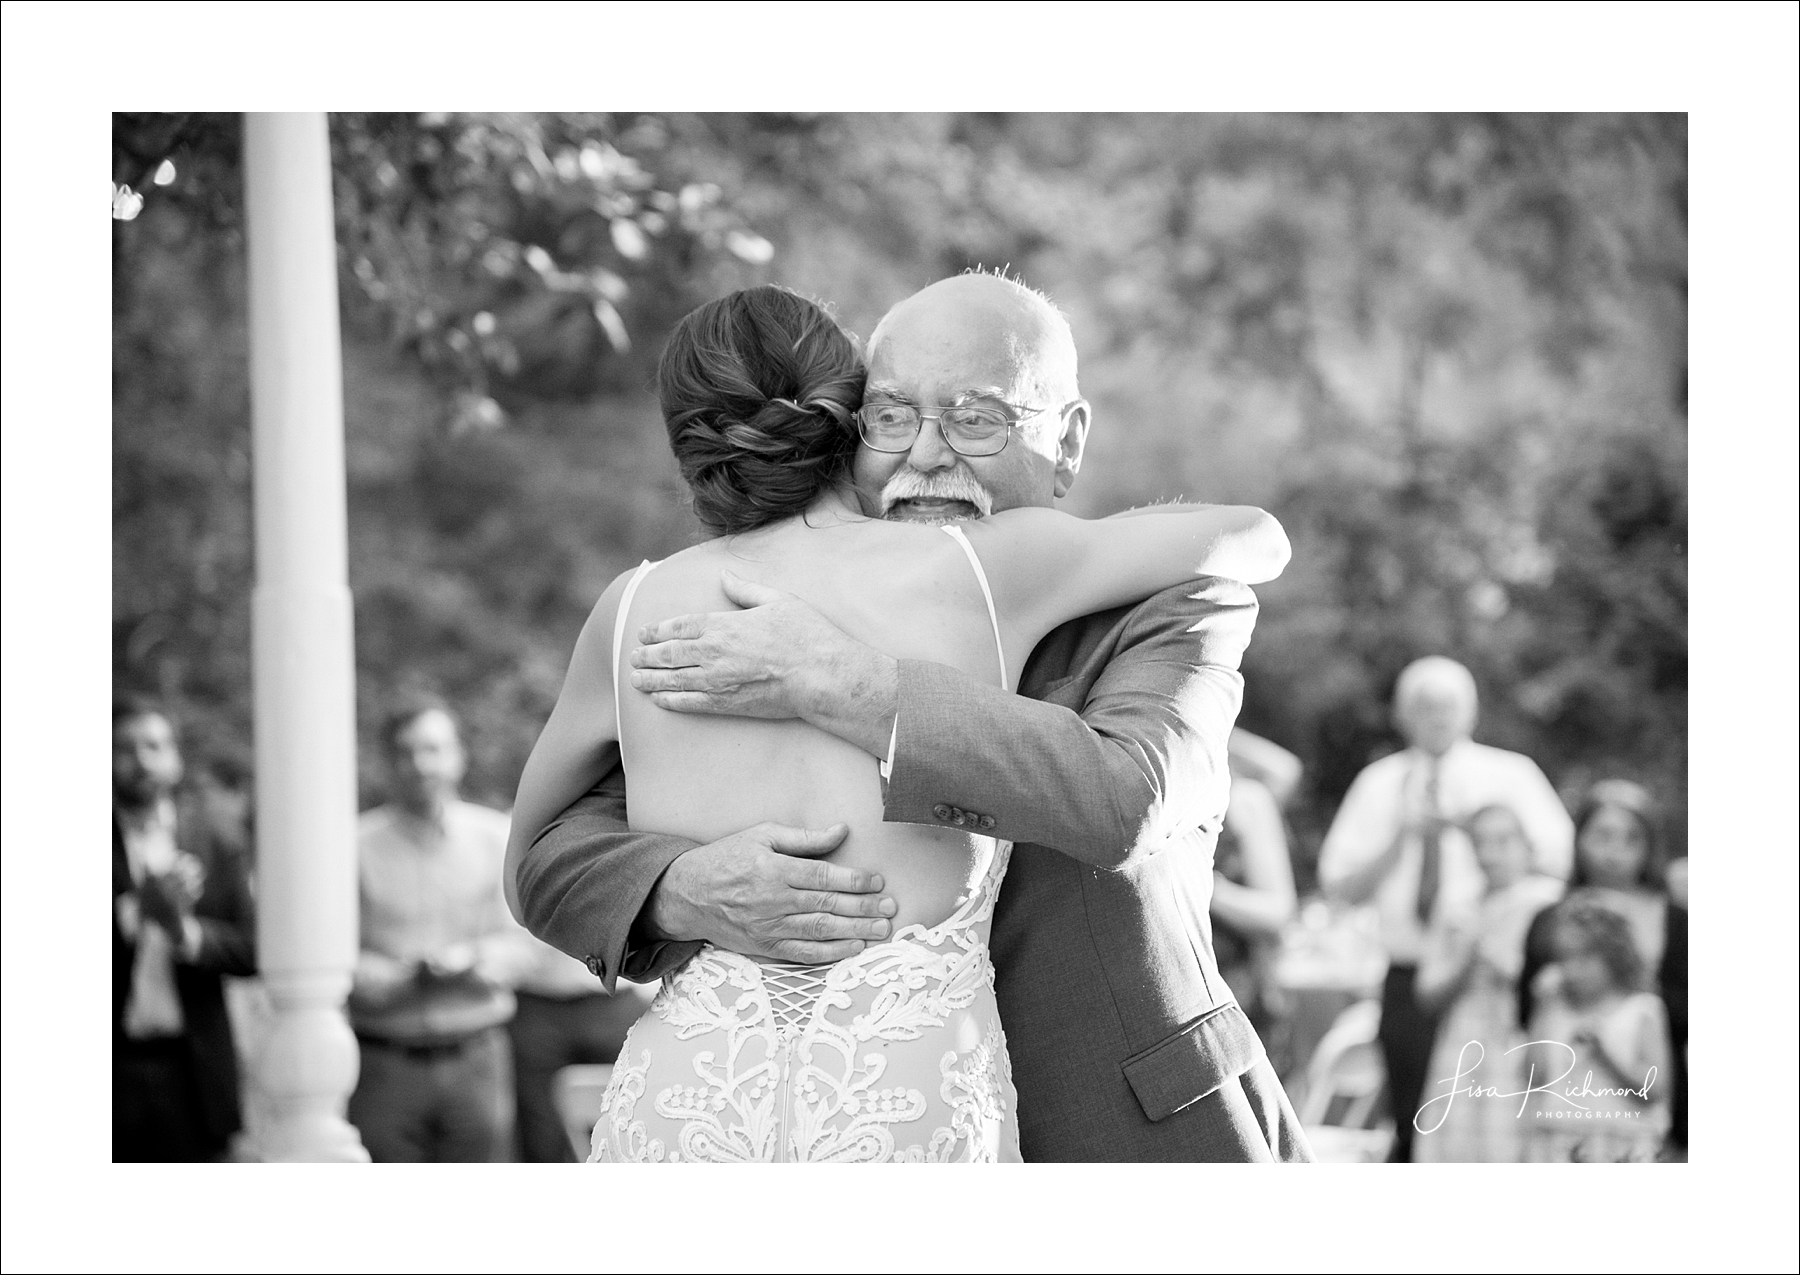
[879,467,994,517]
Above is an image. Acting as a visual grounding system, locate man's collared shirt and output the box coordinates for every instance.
[1317,738,1575,965]
[352,799,535,1042]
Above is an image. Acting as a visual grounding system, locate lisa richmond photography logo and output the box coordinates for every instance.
[1413,1040,1659,1135]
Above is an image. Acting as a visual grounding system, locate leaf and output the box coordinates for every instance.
[678,182,720,219]
[593,298,631,353]
[590,268,628,303]
[610,218,648,261]
[725,229,774,265]
[449,391,506,435]
[112,183,144,221]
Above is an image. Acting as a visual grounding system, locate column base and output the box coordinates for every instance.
[249,971,369,1163]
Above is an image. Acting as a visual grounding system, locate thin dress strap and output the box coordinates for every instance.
[612,560,658,760]
[939,524,1007,689]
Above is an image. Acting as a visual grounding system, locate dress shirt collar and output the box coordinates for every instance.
[386,798,457,844]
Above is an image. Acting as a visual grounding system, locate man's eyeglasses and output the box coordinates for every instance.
[856,398,1079,457]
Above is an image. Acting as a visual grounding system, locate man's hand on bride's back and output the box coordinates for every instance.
[628,570,898,758]
[647,820,898,964]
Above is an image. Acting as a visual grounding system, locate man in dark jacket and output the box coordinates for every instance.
[113,696,256,1161]
[513,274,1311,1160]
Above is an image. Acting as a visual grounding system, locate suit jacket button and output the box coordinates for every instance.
[951,809,967,826]
[933,804,952,821]
[979,815,996,830]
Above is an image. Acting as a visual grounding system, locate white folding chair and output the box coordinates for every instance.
[1296,998,1394,1162]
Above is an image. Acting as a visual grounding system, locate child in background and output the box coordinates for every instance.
[1523,900,1671,1162]
[1414,803,1564,1161]
[1519,779,1685,1154]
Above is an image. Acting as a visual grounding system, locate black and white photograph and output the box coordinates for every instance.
[3,5,1797,1272]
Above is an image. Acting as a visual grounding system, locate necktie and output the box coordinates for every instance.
[1415,759,1443,923]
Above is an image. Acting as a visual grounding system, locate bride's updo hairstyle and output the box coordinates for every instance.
[658,286,865,536]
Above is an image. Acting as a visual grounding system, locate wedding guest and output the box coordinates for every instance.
[347,698,537,1162]
[1412,803,1564,1161]
[509,940,655,1162]
[112,695,257,1162]
[1228,726,1304,808]
[1317,656,1574,1160]
[1522,899,1671,1162]
[1210,769,1297,1034]
[1519,779,1686,1154]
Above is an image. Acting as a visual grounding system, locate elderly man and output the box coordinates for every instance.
[515,273,1310,1161]
[348,699,537,1161]
[112,695,256,1161]
[1317,655,1573,1161]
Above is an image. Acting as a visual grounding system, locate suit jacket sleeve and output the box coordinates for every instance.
[513,754,701,991]
[188,827,257,977]
[882,578,1258,870]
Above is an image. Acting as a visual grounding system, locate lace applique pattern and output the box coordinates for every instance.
[591,840,1019,1164]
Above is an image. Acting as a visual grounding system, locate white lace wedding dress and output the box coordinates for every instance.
[588,527,1022,1163]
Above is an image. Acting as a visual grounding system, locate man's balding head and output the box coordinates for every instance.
[1393,656,1479,757]
[854,271,1090,522]
[868,272,1080,407]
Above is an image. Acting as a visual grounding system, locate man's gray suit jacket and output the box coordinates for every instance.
[516,577,1313,1162]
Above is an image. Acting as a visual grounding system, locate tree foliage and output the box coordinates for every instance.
[113,113,1686,859]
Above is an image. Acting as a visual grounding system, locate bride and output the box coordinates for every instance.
[505,284,1289,1162]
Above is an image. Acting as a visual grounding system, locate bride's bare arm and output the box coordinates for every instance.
[502,570,629,921]
[967,504,1288,665]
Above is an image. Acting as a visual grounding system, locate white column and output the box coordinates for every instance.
[242,112,368,1162]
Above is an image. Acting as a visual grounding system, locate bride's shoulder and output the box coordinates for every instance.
[970,507,1082,545]
[983,506,1077,528]
[961,507,1084,565]
[576,564,645,639]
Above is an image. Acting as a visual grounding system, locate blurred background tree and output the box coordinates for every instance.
[113,112,1686,867]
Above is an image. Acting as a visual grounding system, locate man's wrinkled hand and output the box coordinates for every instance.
[648,820,898,965]
[168,852,206,908]
[628,571,866,723]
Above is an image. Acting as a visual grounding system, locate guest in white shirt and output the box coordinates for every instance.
[347,698,538,1161]
[1317,656,1573,1160]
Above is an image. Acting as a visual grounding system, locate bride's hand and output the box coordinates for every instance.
[629,570,898,759]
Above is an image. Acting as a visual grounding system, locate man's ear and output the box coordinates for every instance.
[1052,400,1091,500]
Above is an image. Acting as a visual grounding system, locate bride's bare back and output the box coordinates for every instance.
[619,515,1005,932]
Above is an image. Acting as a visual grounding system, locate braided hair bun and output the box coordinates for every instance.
[658,286,865,535]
